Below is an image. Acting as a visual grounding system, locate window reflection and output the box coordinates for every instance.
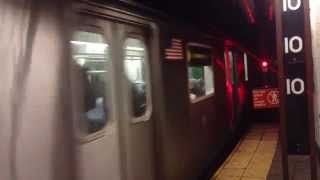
[71,31,109,134]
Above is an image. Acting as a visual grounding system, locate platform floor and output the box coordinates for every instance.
[268,151,312,180]
[211,123,279,180]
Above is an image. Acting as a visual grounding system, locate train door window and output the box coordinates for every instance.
[123,37,152,122]
[187,43,215,102]
[227,51,238,85]
[228,51,235,84]
[71,30,110,136]
[224,51,230,83]
[244,53,249,81]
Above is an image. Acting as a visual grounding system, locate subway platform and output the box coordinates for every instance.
[211,123,279,180]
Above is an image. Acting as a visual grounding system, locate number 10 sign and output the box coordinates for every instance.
[280,0,309,154]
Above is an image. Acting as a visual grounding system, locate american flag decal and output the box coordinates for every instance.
[165,38,184,61]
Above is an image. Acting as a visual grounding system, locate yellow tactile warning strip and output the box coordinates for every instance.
[211,123,279,180]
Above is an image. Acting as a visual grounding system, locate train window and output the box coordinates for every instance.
[188,66,214,101]
[244,53,249,81]
[71,31,110,136]
[228,51,235,84]
[187,43,214,102]
[226,51,238,85]
[123,38,152,122]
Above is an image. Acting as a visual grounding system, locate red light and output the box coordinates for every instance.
[262,61,268,67]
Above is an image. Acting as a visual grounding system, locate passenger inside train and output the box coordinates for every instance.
[71,31,109,133]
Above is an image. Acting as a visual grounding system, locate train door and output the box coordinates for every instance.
[70,13,155,180]
[70,16,122,180]
[236,53,246,121]
[116,23,155,180]
[231,52,240,129]
[224,50,239,131]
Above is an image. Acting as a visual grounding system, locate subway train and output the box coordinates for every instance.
[0,0,263,180]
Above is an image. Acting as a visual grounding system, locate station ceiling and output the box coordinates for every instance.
[126,0,276,56]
